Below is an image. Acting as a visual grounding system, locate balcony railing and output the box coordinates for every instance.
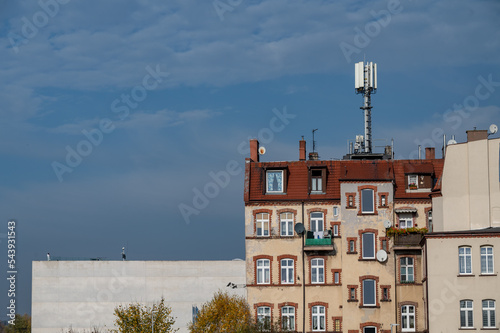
[393,233,424,246]
[304,230,335,254]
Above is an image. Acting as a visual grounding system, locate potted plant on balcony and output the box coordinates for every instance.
[387,227,428,245]
[408,183,417,190]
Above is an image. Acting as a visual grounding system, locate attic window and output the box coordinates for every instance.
[309,168,326,194]
[266,170,284,193]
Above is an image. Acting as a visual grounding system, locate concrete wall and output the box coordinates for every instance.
[426,236,500,332]
[32,260,246,333]
[437,137,500,231]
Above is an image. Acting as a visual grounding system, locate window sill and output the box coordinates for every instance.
[347,251,358,255]
[358,258,376,261]
[346,206,357,209]
[310,191,326,195]
[479,273,497,277]
[358,212,378,216]
[347,299,358,302]
[359,305,380,308]
[380,299,392,302]
[457,274,475,277]
[480,328,499,330]
[265,192,287,195]
[459,328,477,330]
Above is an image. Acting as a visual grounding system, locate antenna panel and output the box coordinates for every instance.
[369,62,373,88]
[355,62,359,88]
[359,62,364,88]
[374,63,377,89]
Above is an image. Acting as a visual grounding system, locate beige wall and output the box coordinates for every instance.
[436,137,500,231]
[426,236,500,332]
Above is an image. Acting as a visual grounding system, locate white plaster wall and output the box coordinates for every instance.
[32,260,246,333]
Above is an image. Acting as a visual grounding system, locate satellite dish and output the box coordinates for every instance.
[258,146,266,155]
[447,139,457,145]
[383,220,392,229]
[294,223,305,235]
[489,124,498,135]
[377,250,388,263]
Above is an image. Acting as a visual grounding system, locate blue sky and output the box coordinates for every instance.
[1,0,500,318]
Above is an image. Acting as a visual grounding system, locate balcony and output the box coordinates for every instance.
[304,230,335,254]
[393,233,424,246]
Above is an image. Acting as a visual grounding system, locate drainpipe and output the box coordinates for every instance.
[301,201,306,333]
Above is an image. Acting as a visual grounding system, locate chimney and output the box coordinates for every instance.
[250,139,259,162]
[299,138,306,161]
[425,147,435,160]
[466,129,488,142]
[309,152,319,161]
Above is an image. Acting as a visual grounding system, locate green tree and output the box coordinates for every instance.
[111,298,178,333]
[189,291,288,333]
[5,314,31,333]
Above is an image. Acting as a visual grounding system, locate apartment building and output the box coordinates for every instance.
[425,130,500,332]
[244,138,443,333]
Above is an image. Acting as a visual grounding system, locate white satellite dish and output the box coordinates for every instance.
[447,139,457,145]
[377,250,388,263]
[489,124,498,135]
[258,146,266,155]
[383,220,392,229]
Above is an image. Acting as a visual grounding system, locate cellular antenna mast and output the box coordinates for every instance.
[354,61,377,153]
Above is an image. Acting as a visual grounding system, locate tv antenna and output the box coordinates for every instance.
[312,129,318,152]
[354,61,377,153]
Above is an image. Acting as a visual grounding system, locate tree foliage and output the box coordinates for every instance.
[111,298,178,333]
[4,314,31,333]
[189,291,289,333]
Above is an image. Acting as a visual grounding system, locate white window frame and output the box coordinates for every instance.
[363,326,377,333]
[311,169,323,193]
[266,170,284,193]
[311,258,324,284]
[400,257,414,282]
[482,300,496,328]
[401,305,416,332]
[362,279,376,306]
[381,195,387,206]
[361,189,374,213]
[362,232,375,259]
[461,300,474,328]
[349,240,355,253]
[257,259,270,284]
[481,246,494,274]
[256,213,269,237]
[310,212,324,232]
[281,306,295,330]
[459,246,472,275]
[312,305,325,331]
[408,175,418,188]
[280,212,294,237]
[257,306,271,329]
[399,213,414,229]
[333,224,339,237]
[281,258,294,284]
[334,271,340,284]
[333,206,339,217]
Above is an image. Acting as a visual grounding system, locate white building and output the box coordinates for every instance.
[32,260,246,333]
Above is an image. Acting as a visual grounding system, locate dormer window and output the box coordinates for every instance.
[266,170,284,193]
[309,168,326,194]
[408,174,418,189]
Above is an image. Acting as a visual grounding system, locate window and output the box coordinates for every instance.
[257,259,270,284]
[362,233,375,259]
[460,300,474,328]
[428,210,433,232]
[399,213,413,229]
[481,246,494,274]
[333,318,341,332]
[334,271,340,284]
[348,195,354,207]
[257,306,271,329]
[400,257,414,282]
[482,300,496,328]
[280,212,293,237]
[311,169,324,193]
[362,279,376,306]
[256,213,269,237]
[401,305,415,332]
[381,195,387,207]
[333,206,339,217]
[311,258,324,284]
[281,306,295,330]
[333,224,339,237]
[382,239,388,252]
[266,170,283,193]
[281,259,294,284]
[408,175,418,188]
[459,247,472,274]
[310,212,324,232]
[350,287,356,300]
[382,287,389,301]
[363,326,377,333]
[349,239,356,253]
[312,305,325,331]
[361,189,374,213]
